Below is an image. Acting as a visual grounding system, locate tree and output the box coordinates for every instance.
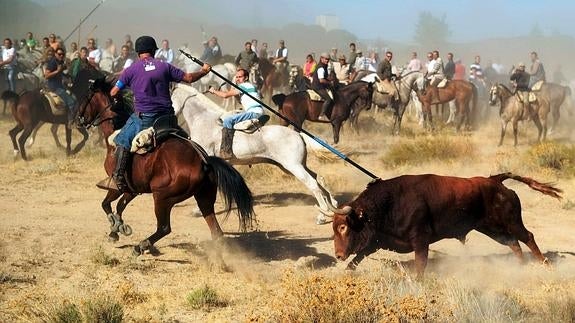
[413,11,451,48]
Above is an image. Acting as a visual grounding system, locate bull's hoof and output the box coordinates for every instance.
[108,232,119,242]
[119,224,132,236]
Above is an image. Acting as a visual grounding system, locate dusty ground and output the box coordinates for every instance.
[0,106,574,322]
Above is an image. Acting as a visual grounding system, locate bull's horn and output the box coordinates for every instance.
[315,205,335,217]
[327,204,352,215]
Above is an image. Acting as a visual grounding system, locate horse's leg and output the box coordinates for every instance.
[193,178,223,240]
[513,120,519,147]
[17,126,34,161]
[48,123,64,149]
[9,123,23,157]
[25,121,44,148]
[134,198,175,256]
[331,120,341,144]
[499,120,507,146]
[65,126,72,156]
[101,189,123,242]
[71,127,89,155]
[532,114,543,142]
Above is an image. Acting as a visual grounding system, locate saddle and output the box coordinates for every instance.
[437,78,448,88]
[515,91,537,104]
[307,89,333,102]
[40,89,67,116]
[218,110,271,133]
[130,115,190,154]
[531,80,544,91]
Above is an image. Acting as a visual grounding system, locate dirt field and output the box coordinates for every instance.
[0,107,574,322]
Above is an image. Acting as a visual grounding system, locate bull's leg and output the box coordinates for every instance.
[346,242,379,270]
[511,227,547,264]
[413,244,430,279]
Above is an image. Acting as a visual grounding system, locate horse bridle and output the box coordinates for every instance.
[77,84,115,129]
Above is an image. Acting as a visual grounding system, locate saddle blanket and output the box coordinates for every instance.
[307,89,333,102]
[40,89,66,116]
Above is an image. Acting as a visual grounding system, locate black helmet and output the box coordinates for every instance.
[135,36,158,54]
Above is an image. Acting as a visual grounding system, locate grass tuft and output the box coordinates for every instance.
[186,284,228,311]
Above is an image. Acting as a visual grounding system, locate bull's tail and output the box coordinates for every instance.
[490,172,563,200]
[272,93,286,110]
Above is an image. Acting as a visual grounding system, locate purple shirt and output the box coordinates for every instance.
[119,57,185,113]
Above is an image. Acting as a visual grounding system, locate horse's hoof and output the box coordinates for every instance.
[108,232,119,242]
[132,246,144,256]
[119,224,132,236]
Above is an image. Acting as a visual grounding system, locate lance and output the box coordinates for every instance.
[179,49,378,180]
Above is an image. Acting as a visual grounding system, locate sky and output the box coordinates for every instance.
[27,0,575,42]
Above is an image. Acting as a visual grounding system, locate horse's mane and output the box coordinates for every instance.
[173,83,226,114]
[497,83,513,94]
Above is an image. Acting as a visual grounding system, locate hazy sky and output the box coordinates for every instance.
[29,0,575,42]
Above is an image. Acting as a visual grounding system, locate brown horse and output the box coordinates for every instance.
[272,80,374,144]
[258,57,289,103]
[489,83,550,146]
[6,67,100,160]
[417,79,477,131]
[76,78,255,256]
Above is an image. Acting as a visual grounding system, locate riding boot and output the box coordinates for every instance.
[96,146,131,191]
[219,128,235,160]
[318,101,331,121]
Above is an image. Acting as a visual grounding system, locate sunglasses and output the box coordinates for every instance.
[56,52,64,56]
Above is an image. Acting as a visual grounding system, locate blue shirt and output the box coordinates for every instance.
[46,57,64,91]
[119,57,185,114]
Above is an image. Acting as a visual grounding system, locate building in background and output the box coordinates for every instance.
[316,15,339,32]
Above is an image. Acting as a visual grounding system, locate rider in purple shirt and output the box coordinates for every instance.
[98,35,211,192]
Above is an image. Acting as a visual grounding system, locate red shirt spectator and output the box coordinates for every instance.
[453,60,466,80]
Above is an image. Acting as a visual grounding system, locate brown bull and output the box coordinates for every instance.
[331,173,562,278]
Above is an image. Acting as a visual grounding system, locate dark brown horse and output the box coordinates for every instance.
[7,67,100,160]
[76,78,255,256]
[417,79,477,131]
[272,81,374,144]
[258,58,289,103]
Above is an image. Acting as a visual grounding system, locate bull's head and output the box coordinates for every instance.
[331,205,370,261]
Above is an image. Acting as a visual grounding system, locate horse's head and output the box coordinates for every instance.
[489,83,500,106]
[77,78,131,130]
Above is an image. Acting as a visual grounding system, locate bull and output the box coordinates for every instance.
[330,173,562,278]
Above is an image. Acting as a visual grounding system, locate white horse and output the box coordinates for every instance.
[171,83,339,223]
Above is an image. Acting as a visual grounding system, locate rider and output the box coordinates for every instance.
[44,47,76,128]
[209,68,265,160]
[272,40,289,79]
[528,51,546,88]
[314,52,335,122]
[426,50,445,103]
[376,51,398,103]
[99,35,212,192]
[0,38,18,91]
[510,62,532,118]
[234,41,258,71]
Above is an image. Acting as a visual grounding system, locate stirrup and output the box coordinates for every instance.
[96,177,120,191]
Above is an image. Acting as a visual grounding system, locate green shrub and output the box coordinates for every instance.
[383,136,475,167]
[186,285,228,310]
[82,295,124,323]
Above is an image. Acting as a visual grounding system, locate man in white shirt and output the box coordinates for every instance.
[154,39,174,64]
[272,40,289,78]
[406,51,422,72]
[87,38,101,69]
[0,38,18,91]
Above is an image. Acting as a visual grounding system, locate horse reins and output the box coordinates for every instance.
[79,88,115,128]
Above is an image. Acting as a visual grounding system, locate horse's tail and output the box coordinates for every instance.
[490,172,563,200]
[272,93,286,109]
[206,156,255,231]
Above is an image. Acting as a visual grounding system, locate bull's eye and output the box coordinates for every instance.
[338,224,348,235]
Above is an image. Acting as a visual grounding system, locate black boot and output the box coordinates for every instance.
[220,128,235,160]
[113,147,131,192]
[96,146,131,191]
[318,100,331,121]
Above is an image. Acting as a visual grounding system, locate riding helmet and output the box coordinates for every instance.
[135,36,158,54]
